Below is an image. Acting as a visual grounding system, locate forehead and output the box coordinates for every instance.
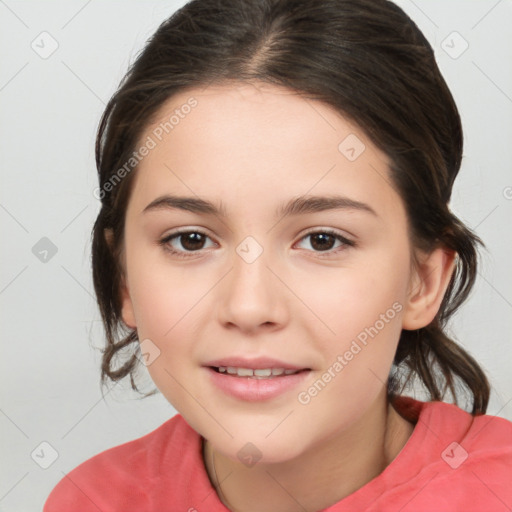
[129,81,402,223]
[144,81,359,152]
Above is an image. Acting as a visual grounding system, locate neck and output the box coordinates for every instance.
[203,391,414,512]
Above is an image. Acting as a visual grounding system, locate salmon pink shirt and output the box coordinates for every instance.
[44,397,512,511]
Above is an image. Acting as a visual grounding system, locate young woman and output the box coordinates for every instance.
[44,0,512,510]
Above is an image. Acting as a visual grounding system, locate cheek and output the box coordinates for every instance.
[126,246,200,338]
[124,246,217,377]
[301,250,408,341]
[293,292,406,439]
[298,246,409,393]
[127,261,204,409]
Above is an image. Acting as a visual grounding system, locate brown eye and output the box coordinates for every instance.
[159,229,215,258]
[295,229,355,256]
[308,233,337,251]
[177,232,207,251]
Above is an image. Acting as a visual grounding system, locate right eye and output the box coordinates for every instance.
[158,229,216,258]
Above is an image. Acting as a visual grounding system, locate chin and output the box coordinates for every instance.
[209,422,312,466]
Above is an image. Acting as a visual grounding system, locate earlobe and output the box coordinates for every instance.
[120,279,137,329]
[401,248,456,330]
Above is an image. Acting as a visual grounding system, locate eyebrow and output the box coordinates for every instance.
[142,194,377,218]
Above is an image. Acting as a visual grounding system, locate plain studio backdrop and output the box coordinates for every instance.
[0,1,511,510]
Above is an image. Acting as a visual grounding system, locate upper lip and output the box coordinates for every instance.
[203,356,310,371]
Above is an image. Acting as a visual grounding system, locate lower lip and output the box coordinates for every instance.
[205,367,311,402]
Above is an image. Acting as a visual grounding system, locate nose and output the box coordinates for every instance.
[216,245,288,333]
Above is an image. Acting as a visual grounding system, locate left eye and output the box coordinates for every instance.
[295,230,354,254]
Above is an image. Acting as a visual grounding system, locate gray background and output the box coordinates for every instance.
[0,1,511,510]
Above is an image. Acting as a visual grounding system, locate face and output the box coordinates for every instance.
[119,82,418,463]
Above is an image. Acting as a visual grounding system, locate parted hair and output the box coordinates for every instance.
[91,0,490,413]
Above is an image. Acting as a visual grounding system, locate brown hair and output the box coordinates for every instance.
[91,0,490,413]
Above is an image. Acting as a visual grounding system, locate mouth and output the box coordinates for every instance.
[203,357,312,401]
[208,366,310,379]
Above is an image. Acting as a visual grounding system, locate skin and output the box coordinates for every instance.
[115,81,455,511]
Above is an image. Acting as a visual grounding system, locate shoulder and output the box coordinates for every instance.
[43,414,199,511]
[383,398,512,511]
[418,398,512,454]
[395,395,512,444]
[423,401,512,509]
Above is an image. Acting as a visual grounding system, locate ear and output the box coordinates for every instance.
[120,278,137,329]
[104,228,137,329]
[401,247,456,330]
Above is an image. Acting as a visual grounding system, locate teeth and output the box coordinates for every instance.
[254,369,272,377]
[215,367,300,378]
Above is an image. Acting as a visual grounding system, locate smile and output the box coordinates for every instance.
[213,366,303,378]
[205,366,311,401]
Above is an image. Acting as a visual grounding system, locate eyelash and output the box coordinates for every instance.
[158,228,356,259]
